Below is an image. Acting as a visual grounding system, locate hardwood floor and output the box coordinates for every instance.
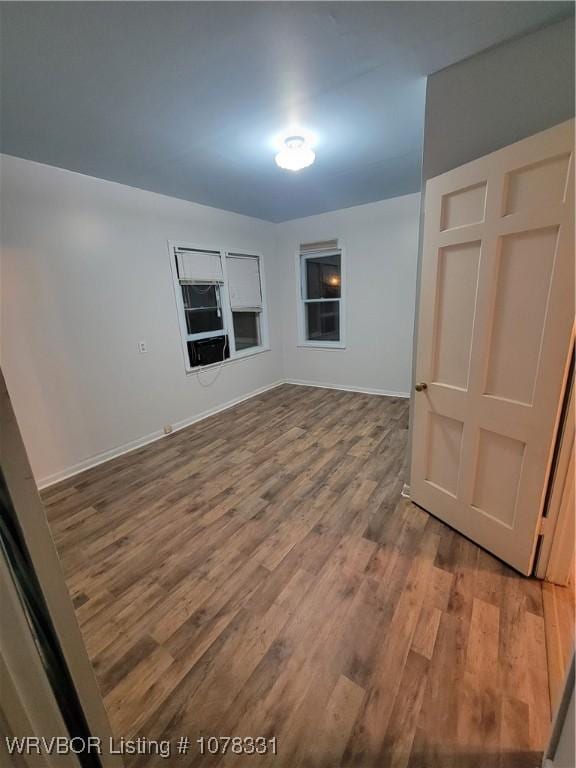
[542,578,575,719]
[42,384,552,768]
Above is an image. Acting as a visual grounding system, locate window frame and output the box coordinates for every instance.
[168,240,270,373]
[296,246,346,349]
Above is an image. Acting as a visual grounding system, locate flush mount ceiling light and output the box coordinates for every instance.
[275,135,316,171]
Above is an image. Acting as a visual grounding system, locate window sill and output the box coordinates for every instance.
[297,342,347,351]
[185,345,270,375]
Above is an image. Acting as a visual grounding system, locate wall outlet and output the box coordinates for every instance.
[163,425,173,435]
[137,341,148,354]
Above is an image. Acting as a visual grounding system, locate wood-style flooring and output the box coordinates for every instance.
[42,384,552,768]
[542,579,575,719]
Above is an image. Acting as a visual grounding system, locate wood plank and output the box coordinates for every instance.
[40,384,558,768]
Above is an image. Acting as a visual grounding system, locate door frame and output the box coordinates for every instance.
[535,334,575,584]
[544,654,575,768]
[0,367,122,766]
[1,546,80,768]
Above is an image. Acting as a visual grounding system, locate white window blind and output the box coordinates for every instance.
[226,254,262,310]
[300,239,339,255]
[176,249,223,283]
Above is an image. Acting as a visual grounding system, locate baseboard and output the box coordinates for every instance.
[285,378,410,399]
[169,380,284,435]
[37,379,285,490]
[37,377,408,489]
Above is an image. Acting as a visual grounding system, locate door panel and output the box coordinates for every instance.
[411,120,574,574]
[485,227,559,405]
[471,429,525,527]
[433,242,480,390]
[440,182,487,230]
[503,153,571,215]
[426,413,464,497]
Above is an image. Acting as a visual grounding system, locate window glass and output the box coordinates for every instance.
[184,309,223,335]
[181,284,219,310]
[233,311,261,351]
[305,301,340,342]
[181,284,223,335]
[305,254,341,300]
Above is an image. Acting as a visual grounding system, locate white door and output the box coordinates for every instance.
[411,120,574,575]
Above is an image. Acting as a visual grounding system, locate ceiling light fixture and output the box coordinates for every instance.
[275,135,315,171]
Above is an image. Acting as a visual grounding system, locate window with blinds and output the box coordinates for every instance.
[227,254,263,351]
[170,244,268,370]
[175,248,225,341]
[176,249,224,284]
[299,241,344,347]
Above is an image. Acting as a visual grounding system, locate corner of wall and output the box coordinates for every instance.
[271,220,290,383]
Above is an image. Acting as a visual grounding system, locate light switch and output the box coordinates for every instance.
[137,341,148,354]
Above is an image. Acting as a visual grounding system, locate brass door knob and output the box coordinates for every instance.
[415,382,428,392]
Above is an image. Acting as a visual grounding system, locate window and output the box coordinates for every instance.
[299,243,344,347]
[170,244,268,370]
[226,254,264,352]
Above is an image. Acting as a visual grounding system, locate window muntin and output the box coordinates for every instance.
[300,249,343,346]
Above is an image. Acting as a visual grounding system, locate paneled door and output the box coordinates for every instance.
[411,120,574,575]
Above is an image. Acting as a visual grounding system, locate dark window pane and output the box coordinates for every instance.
[233,311,260,350]
[187,336,229,368]
[181,284,219,310]
[185,308,223,335]
[305,301,340,342]
[305,254,341,299]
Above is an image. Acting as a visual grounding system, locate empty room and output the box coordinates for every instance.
[1,2,575,767]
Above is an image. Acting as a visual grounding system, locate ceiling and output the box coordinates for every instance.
[1,2,573,222]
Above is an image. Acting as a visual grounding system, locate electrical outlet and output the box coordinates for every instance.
[163,425,173,435]
[137,341,148,354]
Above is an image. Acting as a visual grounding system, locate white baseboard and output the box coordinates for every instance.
[37,377,409,490]
[285,378,410,399]
[37,379,284,490]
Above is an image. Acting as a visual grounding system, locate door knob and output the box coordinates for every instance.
[415,382,428,392]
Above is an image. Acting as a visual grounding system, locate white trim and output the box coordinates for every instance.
[36,380,284,489]
[185,345,270,375]
[535,335,575,583]
[285,378,410,398]
[36,379,410,489]
[296,342,347,351]
[36,380,410,490]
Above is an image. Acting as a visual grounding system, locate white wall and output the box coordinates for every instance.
[276,195,420,396]
[0,155,283,486]
[422,18,574,182]
[1,156,420,487]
